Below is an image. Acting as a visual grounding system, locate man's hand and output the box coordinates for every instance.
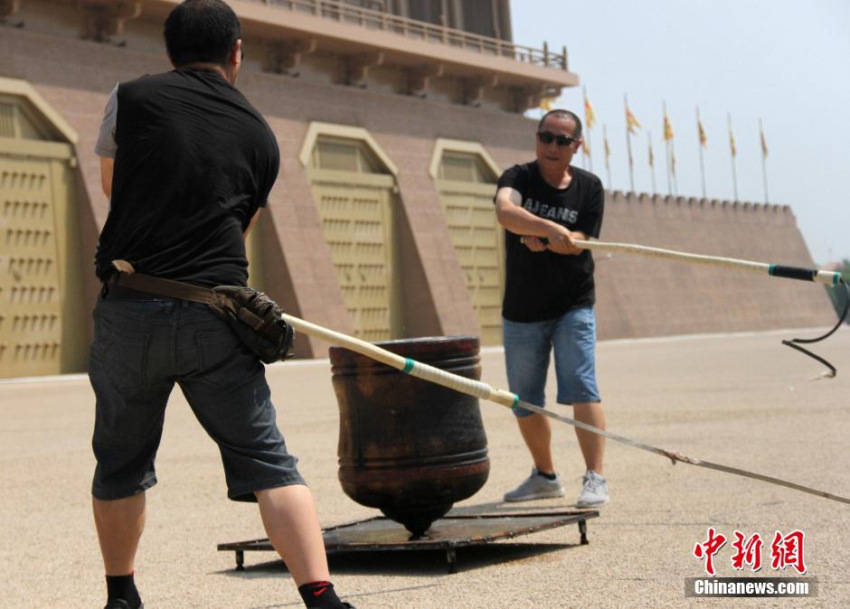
[495,186,586,256]
[521,236,548,252]
[543,224,582,255]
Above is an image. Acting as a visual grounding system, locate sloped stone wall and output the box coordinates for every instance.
[594,192,835,339]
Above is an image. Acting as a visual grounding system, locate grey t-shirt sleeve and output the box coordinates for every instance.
[94,84,119,158]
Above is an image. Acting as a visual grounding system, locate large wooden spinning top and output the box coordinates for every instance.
[330,336,490,537]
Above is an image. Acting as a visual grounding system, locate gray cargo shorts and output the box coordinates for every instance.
[89,293,304,502]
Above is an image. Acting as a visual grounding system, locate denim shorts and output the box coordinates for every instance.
[503,307,601,417]
[89,295,304,502]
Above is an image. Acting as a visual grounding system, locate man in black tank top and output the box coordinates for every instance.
[90,2,352,608]
[494,109,609,510]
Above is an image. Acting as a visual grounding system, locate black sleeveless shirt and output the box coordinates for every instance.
[95,69,279,288]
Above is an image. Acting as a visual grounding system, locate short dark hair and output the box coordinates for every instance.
[164,0,242,67]
[537,109,583,140]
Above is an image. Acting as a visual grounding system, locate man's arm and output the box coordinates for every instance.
[494,186,582,255]
[95,84,119,199]
[244,208,262,239]
[99,156,114,198]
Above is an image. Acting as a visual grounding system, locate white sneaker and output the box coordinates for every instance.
[576,470,608,507]
[503,468,565,502]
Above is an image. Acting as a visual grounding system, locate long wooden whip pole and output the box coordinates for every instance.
[281,313,850,505]
[573,240,843,286]
[572,239,848,377]
[283,314,517,408]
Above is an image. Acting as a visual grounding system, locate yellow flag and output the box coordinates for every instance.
[663,114,674,141]
[648,138,654,168]
[582,137,591,157]
[626,106,641,134]
[671,148,677,176]
[584,94,597,129]
[698,119,707,147]
[729,129,737,157]
[604,131,611,168]
[540,96,554,111]
[760,128,768,159]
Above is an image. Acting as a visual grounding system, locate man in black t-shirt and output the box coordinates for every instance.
[90,2,352,608]
[494,109,609,509]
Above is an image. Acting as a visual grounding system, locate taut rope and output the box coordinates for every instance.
[282,313,850,506]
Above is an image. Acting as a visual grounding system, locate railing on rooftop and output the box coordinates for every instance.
[253,0,569,71]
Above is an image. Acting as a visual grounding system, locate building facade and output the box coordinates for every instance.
[0,0,834,377]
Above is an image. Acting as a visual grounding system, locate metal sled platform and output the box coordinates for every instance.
[218,509,599,574]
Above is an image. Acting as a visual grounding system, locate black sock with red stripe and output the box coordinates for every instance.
[105,572,142,609]
[298,580,347,608]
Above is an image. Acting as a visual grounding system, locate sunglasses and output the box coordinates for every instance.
[537,130,578,147]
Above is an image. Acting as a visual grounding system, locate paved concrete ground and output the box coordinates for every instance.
[2,327,848,608]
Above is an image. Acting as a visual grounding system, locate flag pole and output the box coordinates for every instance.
[760,118,769,204]
[603,123,613,188]
[663,101,672,196]
[672,145,678,196]
[697,107,707,198]
[648,130,656,195]
[579,95,587,170]
[670,124,678,197]
[728,112,739,202]
[583,86,593,173]
[625,94,635,192]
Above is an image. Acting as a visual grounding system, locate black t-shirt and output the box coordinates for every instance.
[94,69,279,287]
[497,161,604,322]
